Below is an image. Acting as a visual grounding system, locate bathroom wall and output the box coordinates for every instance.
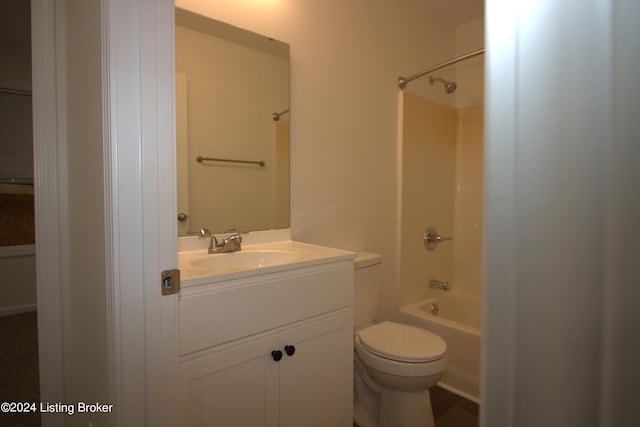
[175,0,458,319]
[454,18,484,109]
[0,246,36,315]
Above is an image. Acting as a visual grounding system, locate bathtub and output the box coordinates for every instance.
[398,292,481,403]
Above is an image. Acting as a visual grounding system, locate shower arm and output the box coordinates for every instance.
[397,48,485,89]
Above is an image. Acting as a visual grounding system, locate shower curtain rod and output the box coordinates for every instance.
[397,48,485,89]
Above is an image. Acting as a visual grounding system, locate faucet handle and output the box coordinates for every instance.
[224,233,242,249]
[424,226,453,251]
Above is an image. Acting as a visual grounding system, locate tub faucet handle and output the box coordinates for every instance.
[424,226,452,251]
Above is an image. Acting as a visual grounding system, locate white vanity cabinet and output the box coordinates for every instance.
[178,252,354,427]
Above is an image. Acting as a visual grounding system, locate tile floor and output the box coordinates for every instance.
[0,311,40,427]
[431,386,479,427]
[354,385,479,427]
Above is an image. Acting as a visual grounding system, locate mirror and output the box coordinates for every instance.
[175,8,290,236]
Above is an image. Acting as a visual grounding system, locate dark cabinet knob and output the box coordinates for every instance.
[284,345,296,356]
[271,350,283,361]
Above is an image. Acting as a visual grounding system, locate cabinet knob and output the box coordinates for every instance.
[284,345,296,356]
[271,350,283,361]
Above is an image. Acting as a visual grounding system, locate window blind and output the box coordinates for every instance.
[0,88,33,184]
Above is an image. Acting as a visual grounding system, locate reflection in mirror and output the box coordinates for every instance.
[175,8,290,236]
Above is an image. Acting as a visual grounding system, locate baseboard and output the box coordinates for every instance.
[0,303,37,317]
[0,244,36,258]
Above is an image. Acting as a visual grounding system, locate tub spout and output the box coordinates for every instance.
[429,278,449,291]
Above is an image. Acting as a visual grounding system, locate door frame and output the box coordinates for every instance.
[32,2,66,424]
[33,1,179,425]
[102,1,179,425]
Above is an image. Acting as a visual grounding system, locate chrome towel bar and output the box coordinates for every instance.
[196,156,265,167]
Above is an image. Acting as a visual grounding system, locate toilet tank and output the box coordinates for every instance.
[354,252,382,329]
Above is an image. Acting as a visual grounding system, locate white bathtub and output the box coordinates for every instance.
[398,292,481,403]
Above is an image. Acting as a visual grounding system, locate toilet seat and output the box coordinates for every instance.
[358,321,446,363]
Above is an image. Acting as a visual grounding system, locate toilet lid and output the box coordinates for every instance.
[358,321,446,363]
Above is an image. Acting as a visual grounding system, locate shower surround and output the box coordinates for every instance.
[398,92,483,399]
[399,92,483,303]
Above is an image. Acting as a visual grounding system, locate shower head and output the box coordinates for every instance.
[429,76,457,94]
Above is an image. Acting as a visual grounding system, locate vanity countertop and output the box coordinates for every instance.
[179,238,355,288]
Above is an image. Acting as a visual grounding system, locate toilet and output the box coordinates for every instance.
[353,253,447,427]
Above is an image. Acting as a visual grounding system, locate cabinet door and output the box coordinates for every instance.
[180,334,280,427]
[279,311,354,427]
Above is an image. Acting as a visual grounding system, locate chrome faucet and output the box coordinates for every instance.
[199,229,243,253]
[428,278,449,291]
[220,233,242,252]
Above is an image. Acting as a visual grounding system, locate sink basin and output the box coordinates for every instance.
[178,237,356,285]
[187,249,301,273]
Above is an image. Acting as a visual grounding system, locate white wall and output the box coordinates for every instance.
[454,17,484,109]
[0,246,36,315]
[175,0,456,318]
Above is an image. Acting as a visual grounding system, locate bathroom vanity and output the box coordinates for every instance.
[178,232,355,426]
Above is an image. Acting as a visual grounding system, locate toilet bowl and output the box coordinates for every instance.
[353,253,447,427]
[355,321,447,427]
